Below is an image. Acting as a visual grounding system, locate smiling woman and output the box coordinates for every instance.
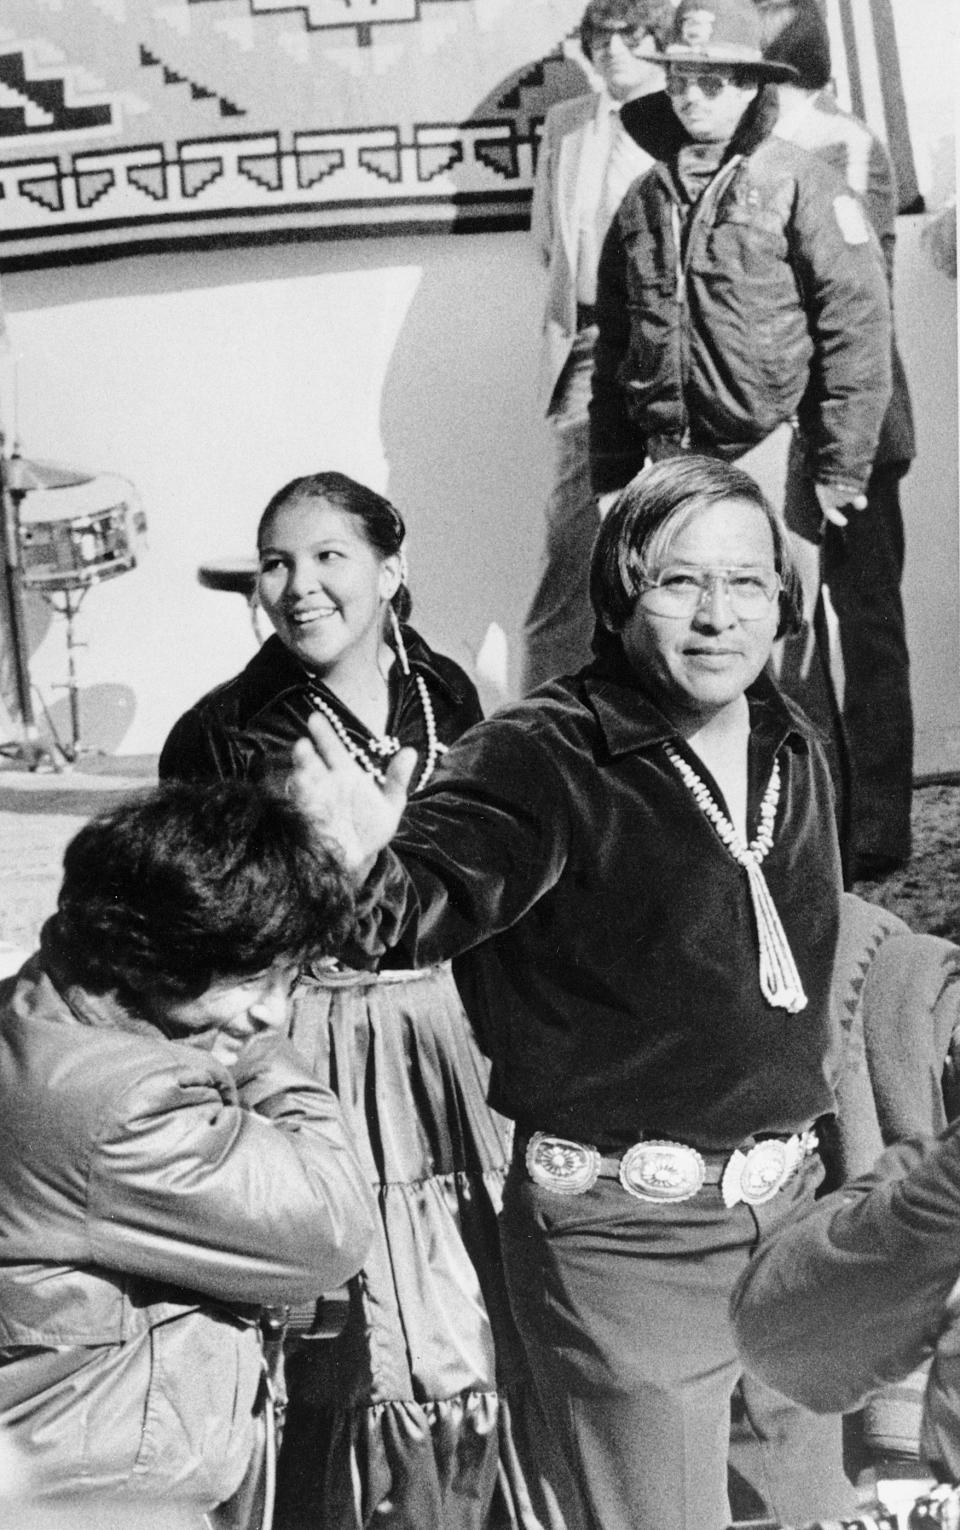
[256,483,403,708]
[158,473,559,1530]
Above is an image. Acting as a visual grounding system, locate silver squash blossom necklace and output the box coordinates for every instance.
[663,741,808,1014]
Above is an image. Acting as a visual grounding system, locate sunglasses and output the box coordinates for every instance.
[665,70,737,99]
[592,25,651,54]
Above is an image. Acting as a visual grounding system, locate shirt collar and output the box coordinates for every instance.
[245,626,467,709]
[580,651,814,759]
[595,89,622,123]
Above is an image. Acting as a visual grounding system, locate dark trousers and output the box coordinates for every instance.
[499,1152,854,1530]
[778,441,914,875]
[823,464,913,871]
[522,329,601,693]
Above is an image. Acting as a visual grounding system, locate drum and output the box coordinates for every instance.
[17,475,147,591]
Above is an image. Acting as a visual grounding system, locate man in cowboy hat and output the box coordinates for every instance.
[589,0,893,868]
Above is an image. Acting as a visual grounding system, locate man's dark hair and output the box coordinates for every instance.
[52,780,355,1003]
[590,454,803,640]
[755,0,832,91]
[580,0,674,64]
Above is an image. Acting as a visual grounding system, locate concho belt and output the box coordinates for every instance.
[523,1130,818,1208]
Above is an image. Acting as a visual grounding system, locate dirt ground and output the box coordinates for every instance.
[851,781,960,944]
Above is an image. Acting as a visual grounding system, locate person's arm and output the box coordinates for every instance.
[86,1035,376,1306]
[789,156,893,508]
[290,711,572,967]
[731,1125,960,1413]
[530,108,557,269]
[861,133,897,289]
[589,204,649,495]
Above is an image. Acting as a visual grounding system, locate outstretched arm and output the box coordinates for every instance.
[290,709,572,970]
[288,713,417,881]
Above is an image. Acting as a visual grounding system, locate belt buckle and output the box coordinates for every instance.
[525,1132,601,1195]
[721,1136,801,1208]
[619,1140,706,1204]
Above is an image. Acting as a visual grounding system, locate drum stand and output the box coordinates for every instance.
[37,585,90,763]
[0,443,63,771]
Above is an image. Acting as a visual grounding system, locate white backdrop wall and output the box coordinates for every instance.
[0,4,956,768]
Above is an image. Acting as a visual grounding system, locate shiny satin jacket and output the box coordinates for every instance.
[0,951,375,1506]
[360,653,844,1152]
[158,626,483,786]
[589,89,893,495]
[731,1121,960,1482]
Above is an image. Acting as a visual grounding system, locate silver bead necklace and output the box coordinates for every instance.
[306,669,444,791]
[663,741,807,1014]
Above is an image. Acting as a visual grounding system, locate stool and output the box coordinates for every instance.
[197,558,262,642]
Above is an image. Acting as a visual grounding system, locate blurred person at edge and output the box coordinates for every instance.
[731,1113,960,1492]
[589,0,893,873]
[522,0,685,691]
[0,781,375,1529]
[757,0,917,882]
[284,456,858,1530]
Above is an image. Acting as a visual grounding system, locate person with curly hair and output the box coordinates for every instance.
[0,780,375,1526]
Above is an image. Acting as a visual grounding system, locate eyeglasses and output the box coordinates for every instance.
[592,25,652,55]
[638,566,782,620]
[665,70,737,99]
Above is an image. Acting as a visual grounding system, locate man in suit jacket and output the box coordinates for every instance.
[522,0,682,691]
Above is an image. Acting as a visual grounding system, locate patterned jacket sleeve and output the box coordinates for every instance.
[731,1125,960,1413]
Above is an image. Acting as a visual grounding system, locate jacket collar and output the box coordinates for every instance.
[241,627,467,710]
[723,80,780,161]
[23,921,157,1040]
[579,647,813,760]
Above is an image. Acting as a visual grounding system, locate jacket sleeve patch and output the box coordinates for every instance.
[833,194,871,245]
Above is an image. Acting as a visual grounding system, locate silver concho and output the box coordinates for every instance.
[618,1140,706,1203]
[735,1138,799,1206]
[525,1132,601,1195]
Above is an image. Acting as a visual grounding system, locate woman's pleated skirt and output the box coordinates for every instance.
[275,965,568,1530]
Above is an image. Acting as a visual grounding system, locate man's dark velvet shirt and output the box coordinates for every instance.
[365,647,843,1153]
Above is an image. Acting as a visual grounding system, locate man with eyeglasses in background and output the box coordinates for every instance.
[589,0,893,873]
[522,0,684,692]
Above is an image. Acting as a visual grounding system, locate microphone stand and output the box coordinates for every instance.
[0,433,59,770]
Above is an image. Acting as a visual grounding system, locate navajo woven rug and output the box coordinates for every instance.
[0,0,922,267]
